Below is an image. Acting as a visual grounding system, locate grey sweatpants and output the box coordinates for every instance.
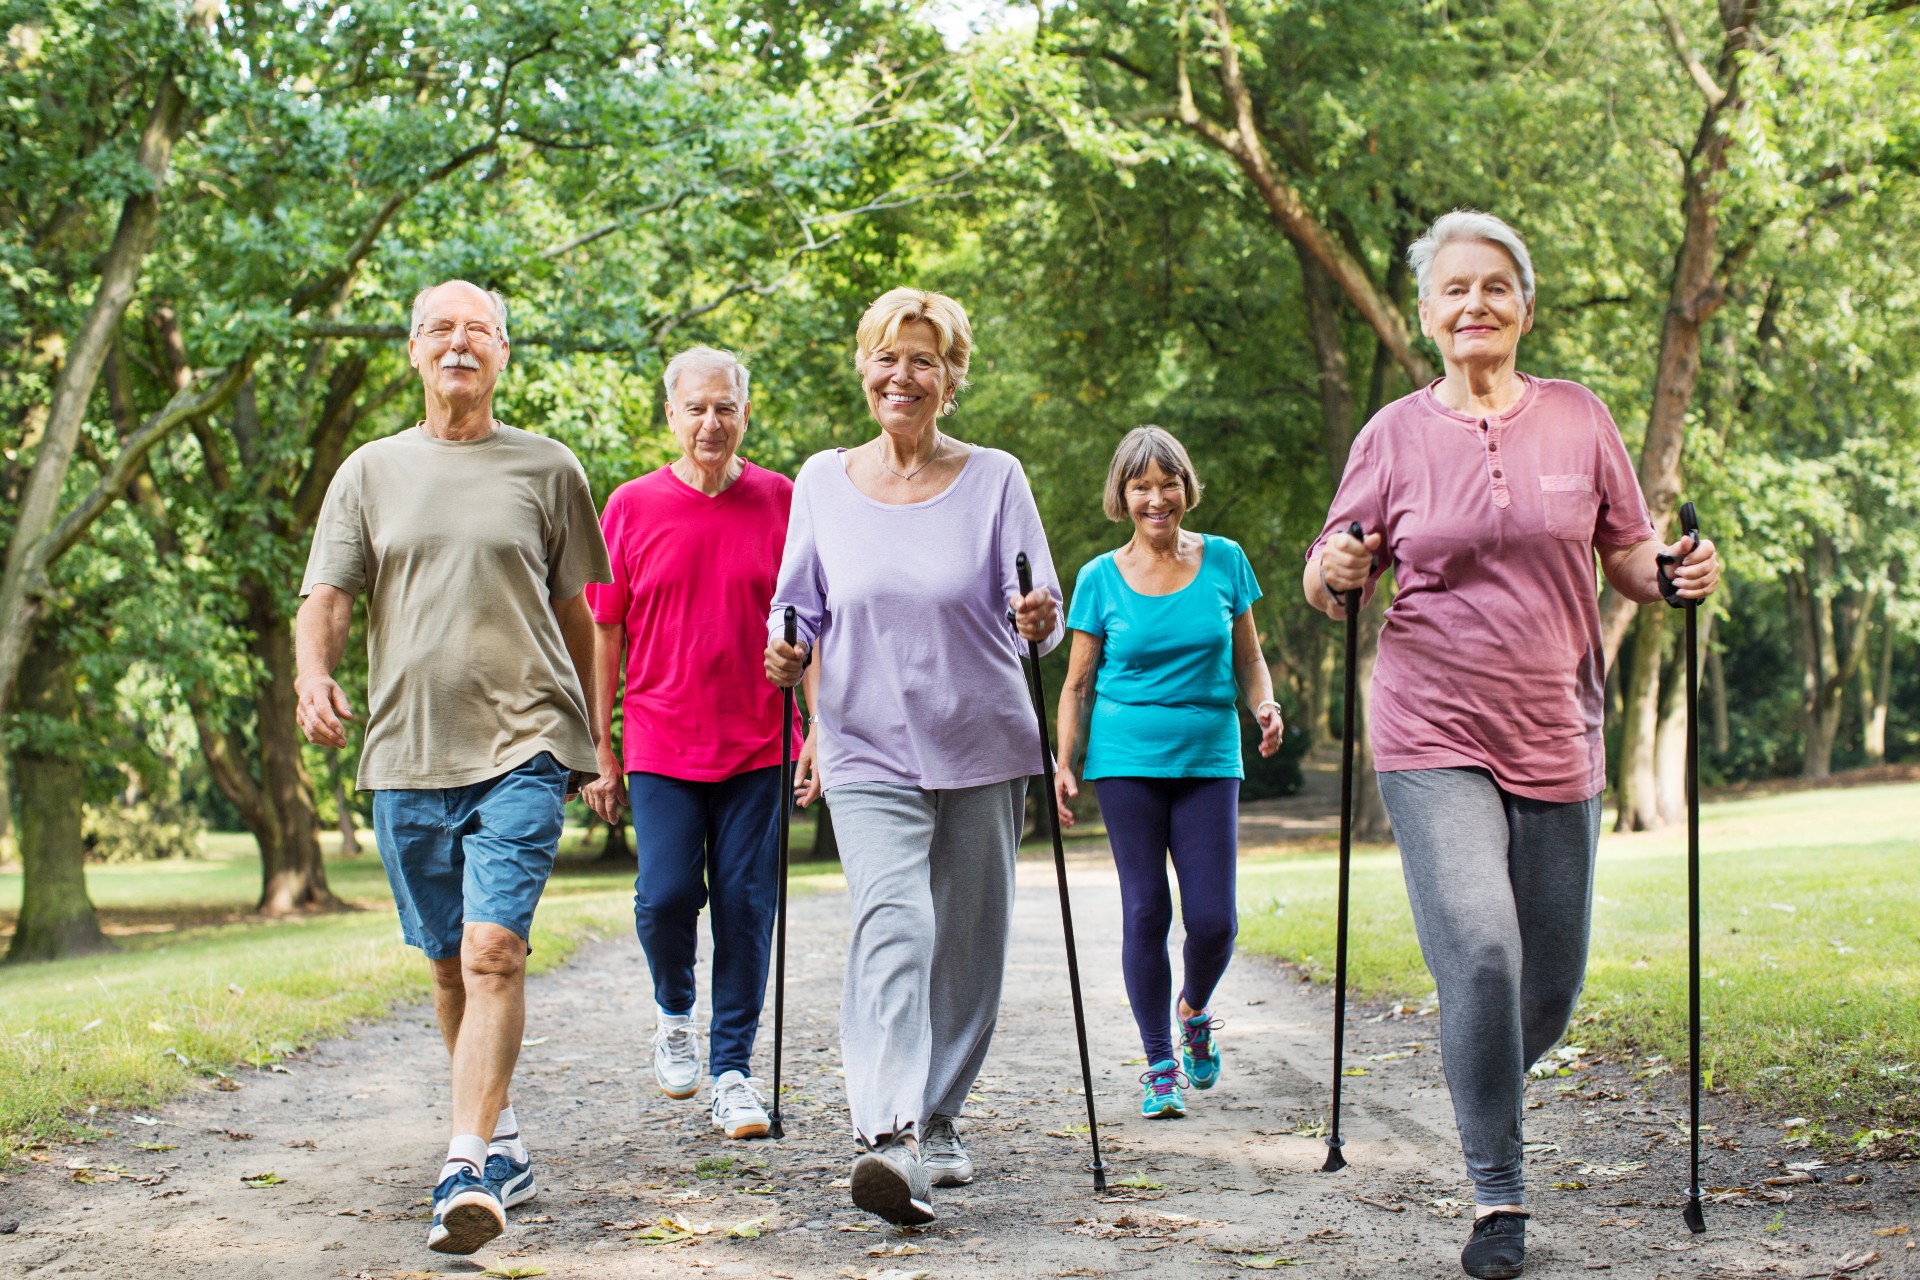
[1376,767,1601,1206]
[823,778,1025,1146]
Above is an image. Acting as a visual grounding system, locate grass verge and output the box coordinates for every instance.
[1237,782,1920,1148]
[0,829,844,1160]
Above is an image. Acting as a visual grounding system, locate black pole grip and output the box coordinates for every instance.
[1017,551,1033,598]
[783,604,796,646]
[1659,502,1703,608]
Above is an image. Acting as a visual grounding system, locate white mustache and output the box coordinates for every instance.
[439,351,481,370]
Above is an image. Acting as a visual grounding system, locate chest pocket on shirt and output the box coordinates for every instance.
[1540,474,1598,541]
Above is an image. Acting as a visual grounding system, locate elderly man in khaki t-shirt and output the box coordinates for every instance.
[294,280,610,1257]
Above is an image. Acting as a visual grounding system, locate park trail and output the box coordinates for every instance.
[4,803,1917,1279]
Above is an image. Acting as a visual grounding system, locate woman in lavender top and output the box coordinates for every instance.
[764,288,1062,1227]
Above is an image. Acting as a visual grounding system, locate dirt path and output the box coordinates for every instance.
[2,859,1913,1280]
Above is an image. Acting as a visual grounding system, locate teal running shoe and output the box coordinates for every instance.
[1180,1011,1224,1090]
[1140,1060,1187,1119]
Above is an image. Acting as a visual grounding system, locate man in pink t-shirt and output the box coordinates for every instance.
[1306,213,1719,1280]
[581,347,801,1143]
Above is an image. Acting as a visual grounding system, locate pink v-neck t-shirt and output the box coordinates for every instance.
[1307,376,1655,802]
[587,462,802,781]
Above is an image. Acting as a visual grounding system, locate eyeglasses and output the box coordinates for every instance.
[416,319,501,346]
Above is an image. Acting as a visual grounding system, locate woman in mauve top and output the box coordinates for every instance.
[1052,427,1284,1123]
[1306,211,1721,1280]
[764,288,1063,1229]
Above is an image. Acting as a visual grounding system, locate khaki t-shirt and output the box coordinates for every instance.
[302,423,612,790]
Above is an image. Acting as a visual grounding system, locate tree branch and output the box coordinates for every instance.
[1653,0,1728,106]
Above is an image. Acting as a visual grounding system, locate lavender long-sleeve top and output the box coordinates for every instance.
[769,445,1065,792]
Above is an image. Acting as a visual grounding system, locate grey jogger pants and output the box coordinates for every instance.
[823,778,1025,1146]
[1376,767,1601,1206]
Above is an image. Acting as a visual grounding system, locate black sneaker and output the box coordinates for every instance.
[1461,1210,1528,1279]
[849,1136,936,1225]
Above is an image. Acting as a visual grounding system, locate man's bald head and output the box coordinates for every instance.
[411,280,509,343]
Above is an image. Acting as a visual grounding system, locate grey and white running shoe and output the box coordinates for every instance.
[921,1114,974,1186]
[710,1070,771,1139]
[849,1136,936,1225]
[653,1018,702,1100]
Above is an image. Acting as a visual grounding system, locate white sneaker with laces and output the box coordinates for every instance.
[653,1016,702,1099]
[710,1070,771,1139]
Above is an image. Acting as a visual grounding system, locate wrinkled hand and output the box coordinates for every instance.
[582,747,627,826]
[1010,588,1058,643]
[1661,534,1720,601]
[793,728,822,808]
[1054,766,1080,828]
[295,674,354,749]
[1319,530,1383,618]
[1256,703,1284,758]
[765,638,808,688]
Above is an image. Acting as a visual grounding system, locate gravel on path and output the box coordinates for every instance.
[2,861,1912,1280]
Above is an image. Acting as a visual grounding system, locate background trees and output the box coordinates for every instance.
[3,0,1916,960]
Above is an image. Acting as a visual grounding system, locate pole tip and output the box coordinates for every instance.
[1682,1195,1705,1235]
[1320,1139,1347,1173]
[768,1116,785,1140]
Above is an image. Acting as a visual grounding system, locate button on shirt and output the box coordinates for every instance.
[1307,376,1655,802]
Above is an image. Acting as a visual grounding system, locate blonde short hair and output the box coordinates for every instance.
[1103,426,1202,521]
[854,287,973,416]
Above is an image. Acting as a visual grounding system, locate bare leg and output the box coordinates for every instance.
[431,956,465,1055]
[448,922,527,1143]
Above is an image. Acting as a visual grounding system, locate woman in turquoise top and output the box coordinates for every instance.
[1054,426,1285,1120]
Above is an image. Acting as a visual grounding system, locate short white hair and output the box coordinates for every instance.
[663,346,750,404]
[410,281,510,342]
[1407,210,1535,303]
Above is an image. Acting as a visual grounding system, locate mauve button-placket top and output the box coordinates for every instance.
[1307,375,1656,802]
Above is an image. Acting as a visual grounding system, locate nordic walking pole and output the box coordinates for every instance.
[1016,552,1109,1194]
[1661,503,1707,1234]
[768,605,797,1140]
[1323,521,1365,1174]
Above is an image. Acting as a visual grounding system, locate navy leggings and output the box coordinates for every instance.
[628,766,780,1078]
[1093,776,1240,1064]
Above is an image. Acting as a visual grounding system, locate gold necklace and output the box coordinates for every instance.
[879,432,944,481]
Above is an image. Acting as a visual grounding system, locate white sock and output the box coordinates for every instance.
[658,1005,692,1027]
[438,1133,488,1185]
[490,1104,527,1162]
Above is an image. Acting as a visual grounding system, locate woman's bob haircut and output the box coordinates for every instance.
[1103,425,1202,522]
[855,287,973,416]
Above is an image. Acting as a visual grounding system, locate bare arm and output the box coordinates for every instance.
[552,591,598,743]
[1303,530,1385,620]
[294,585,356,749]
[582,620,626,823]
[793,661,824,806]
[1231,609,1285,758]
[1051,629,1103,826]
[1599,534,1720,605]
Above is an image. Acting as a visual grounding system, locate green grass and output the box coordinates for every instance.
[0,828,845,1158]
[1237,782,1920,1142]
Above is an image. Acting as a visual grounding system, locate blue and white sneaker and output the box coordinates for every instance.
[427,1165,505,1254]
[1180,1011,1224,1090]
[485,1147,536,1209]
[1140,1059,1187,1119]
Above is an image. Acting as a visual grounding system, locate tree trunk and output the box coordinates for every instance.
[1864,603,1893,764]
[332,780,362,855]
[0,76,191,718]
[6,640,107,962]
[1792,538,1875,780]
[1597,1,1760,671]
[1307,630,1334,750]
[0,755,14,863]
[1353,590,1393,844]
[1654,608,1710,824]
[246,583,339,914]
[1615,604,1668,832]
[1706,636,1731,757]
[595,813,633,865]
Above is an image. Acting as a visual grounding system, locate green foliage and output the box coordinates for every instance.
[82,799,203,865]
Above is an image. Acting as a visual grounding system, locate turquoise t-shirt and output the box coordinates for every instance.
[1067,534,1262,780]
